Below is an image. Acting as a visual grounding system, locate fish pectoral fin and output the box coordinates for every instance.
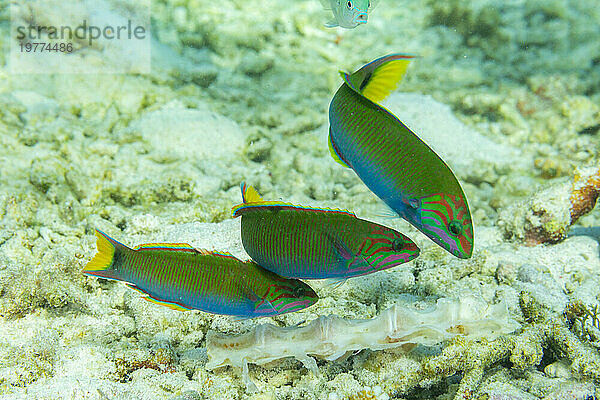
[254,298,277,314]
[325,19,339,28]
[328,129,350,168]
[229,269,260,303]
[234,274,277,315]
[329,235,374,273]
[325,231,354,260]
[349,255,374,271]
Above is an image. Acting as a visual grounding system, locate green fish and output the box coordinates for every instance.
[231,183,420,279]
[328,54,474,258]
[83,230,318,317]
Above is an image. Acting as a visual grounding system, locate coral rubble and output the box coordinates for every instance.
[497,166,600,245]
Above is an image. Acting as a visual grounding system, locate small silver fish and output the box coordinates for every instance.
[319,0,379,29]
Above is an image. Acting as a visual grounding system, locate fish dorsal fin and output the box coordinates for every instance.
[206,250,238,260]
[328,127,350,168]
[240,182,263,204]
[344,54,415,104]
[133,243,201,253]
[232,181,357,218]
[233,200,357,218]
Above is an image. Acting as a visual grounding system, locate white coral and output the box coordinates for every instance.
[206,296,521,390]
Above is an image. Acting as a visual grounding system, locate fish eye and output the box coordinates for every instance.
[448,220,463,236]
[392,237,404,252]
[347,1,353,9]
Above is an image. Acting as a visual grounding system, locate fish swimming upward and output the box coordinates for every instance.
[83,230,318,317]
[327,54,474,259]
[319,0,379,29]
[231,183,420,279]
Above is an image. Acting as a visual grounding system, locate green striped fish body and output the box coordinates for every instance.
[83,230,318,317]
[232,183,420,279]
[328,54,474,259]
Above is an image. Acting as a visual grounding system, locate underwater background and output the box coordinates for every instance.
[1,0,600,398]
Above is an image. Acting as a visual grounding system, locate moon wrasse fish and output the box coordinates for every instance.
[231,183,420,279]
[83,230,318,317]
[327,54,474,259]
[319,0,380,28]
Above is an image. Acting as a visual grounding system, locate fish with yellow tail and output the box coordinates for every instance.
[319,0,380,28]
[83,230,318,317]
[327,54,474,259]
[232,183,420,279]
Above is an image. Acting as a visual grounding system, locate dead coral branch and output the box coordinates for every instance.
[497,165,600,245]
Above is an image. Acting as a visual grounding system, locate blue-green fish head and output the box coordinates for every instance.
[322,0,376,28]
[416,193,474,259]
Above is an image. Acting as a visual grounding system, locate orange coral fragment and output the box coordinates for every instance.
[570,167,600,223]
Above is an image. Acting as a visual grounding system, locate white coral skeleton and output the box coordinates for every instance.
[206,296,521,390]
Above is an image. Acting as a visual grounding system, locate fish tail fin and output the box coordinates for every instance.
[232,182,265,218]
[240,181,263,204]
[82,229,128,282]
[346,54,417,104]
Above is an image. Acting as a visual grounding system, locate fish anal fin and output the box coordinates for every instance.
[326,277,348,289]
[325,20,338,28]
[144,296,191,311]
[328,129,350,168]
[126,282,191,311]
